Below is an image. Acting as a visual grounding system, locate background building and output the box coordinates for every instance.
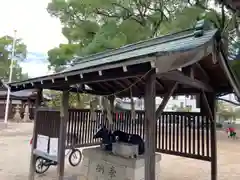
[116,96,200,112]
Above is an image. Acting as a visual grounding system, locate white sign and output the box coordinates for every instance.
[49,138,58,156]
[36,134,49,153]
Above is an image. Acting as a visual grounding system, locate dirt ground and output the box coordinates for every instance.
[0,123,240,180]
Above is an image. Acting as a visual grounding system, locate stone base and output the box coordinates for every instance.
[79,147,161,180]
[23,112,30,122]
[13,114,22,122]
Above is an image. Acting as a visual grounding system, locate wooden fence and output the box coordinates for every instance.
[36,108,213,162]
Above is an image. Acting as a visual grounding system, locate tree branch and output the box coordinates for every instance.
[95,8,121,19]
[143,3,168,37]
[151,11,164,37]
[111,2,145,25]
[94,3,145,26]
[132,0,146,25]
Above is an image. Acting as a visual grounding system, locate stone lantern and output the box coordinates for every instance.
[13,104,22,122]
[23,103,30,122]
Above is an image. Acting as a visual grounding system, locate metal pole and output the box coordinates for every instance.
[4,30,17,125]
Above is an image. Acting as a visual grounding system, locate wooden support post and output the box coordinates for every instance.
[202,92,217,180]
[144,71,156,180]
[57,90,69,180]
[28,89,42,180]
[108,95,115,113]
[156,83,178,118]
[198,92,209,115]
[196,93,201,109]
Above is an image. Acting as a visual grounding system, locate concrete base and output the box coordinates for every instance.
[79,147,161,180]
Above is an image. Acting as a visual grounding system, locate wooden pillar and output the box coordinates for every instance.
[196,93,201,109]
[197,92,209,115]
[144,71,156,180]
[57,90,69,180]
[28,89,42,180]
[108,95,115,112]
[209,94,217,180]
[202,92,217,180]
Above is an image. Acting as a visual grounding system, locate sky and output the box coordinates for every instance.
[0,0,67,77]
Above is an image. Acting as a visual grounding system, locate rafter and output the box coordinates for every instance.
[95,82,113,92]
[103,81,117,92]
[127,78,142,92]
[114,80,126,89]
[194,63,210,82]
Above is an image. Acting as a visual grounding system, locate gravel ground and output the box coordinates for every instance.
[0,123,240,180]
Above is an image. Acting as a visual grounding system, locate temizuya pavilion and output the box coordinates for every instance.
[8,20,240,180]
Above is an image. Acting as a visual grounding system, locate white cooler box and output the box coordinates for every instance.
[112,142,139,158]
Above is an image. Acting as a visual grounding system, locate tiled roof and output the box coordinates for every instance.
[64,29,217,73]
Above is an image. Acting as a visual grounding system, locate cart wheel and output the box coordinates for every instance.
[35,157,50,174]
[69,149,82,167]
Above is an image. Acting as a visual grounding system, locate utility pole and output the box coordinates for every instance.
[4,30,17,125]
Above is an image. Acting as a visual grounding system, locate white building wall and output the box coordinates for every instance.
[132,96,200,112]
[158,96,200,112]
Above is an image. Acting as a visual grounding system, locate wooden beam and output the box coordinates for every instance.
[156,78,164,89]
[161,70,213,92]
[57,90,69,180]
[202,92,214,120]
[194,63,210,82]
[28,89,42,180]
[190,66,194,79]
[156,83,178,118]
[11,68,149,90]
[144,71,156,180]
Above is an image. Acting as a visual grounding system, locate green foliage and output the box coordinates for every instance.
[69,93,92,108]
[47,90,61,108]
[217,100,236,120]
[230,60,240,81]
[47,43,79,70]
[0,35,28,81]
[47,90,92,108]
[46,0,240,107]
[46,0,187,70]
[46,0,237,70]
[235,108,240,118]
